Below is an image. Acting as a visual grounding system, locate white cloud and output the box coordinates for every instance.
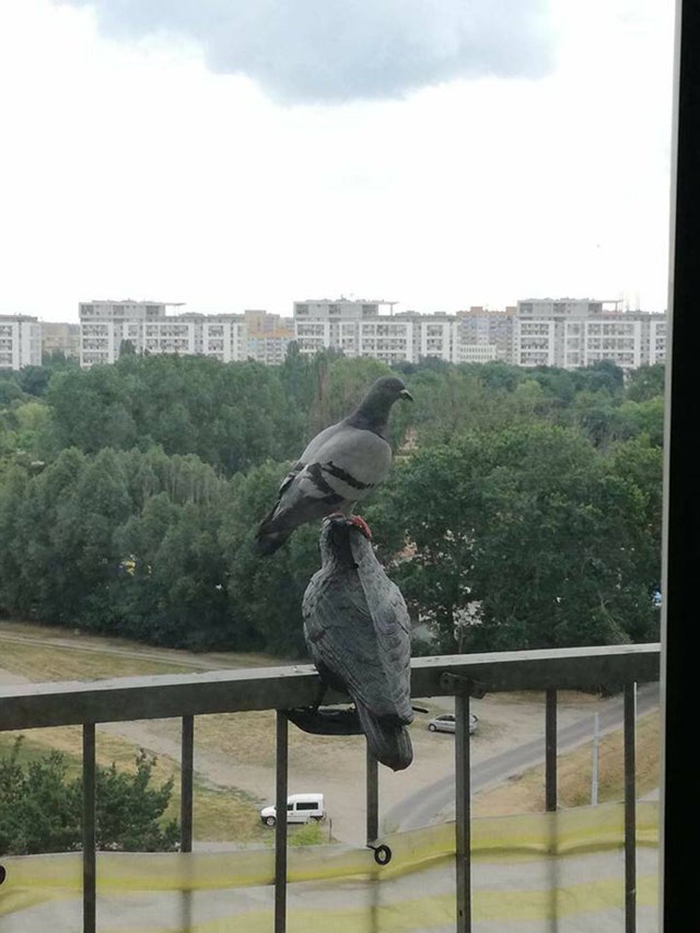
[0,0,675,322]
[60,0,554,103]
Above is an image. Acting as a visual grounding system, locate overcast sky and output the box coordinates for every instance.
[0,0,675,322]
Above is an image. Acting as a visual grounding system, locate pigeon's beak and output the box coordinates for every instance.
[399,388,414,402]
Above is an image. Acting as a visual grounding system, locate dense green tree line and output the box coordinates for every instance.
[0,351,664,655]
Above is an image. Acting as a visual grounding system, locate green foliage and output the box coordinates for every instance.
[367,422,660,653]
[220,460,320,656]
[0,351,665,656]
[0,737,178,855]
[42,355,307,475]
[625,364,665,402]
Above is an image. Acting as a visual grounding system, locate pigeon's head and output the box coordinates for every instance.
[368,376,414,406]
[350,376,413,432]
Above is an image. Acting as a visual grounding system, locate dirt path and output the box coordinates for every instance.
[0,649,608,846]
[3,624,633,846]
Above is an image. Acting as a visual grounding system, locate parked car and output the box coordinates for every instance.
[427,713,478,735]
[260,793,326,827]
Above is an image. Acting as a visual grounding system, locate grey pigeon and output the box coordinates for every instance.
[254,375,412,556]
[302,515,414,771]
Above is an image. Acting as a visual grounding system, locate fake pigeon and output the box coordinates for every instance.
[254,376,412,556]
[301,514,413,771]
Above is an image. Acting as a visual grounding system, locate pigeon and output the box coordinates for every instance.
[302,515,414,771]
[254,375,412,556]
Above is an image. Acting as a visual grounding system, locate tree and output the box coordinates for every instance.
[367,422,659,653]
[0,738,178,855]
[220,460,321,656]
[625,364,665,402]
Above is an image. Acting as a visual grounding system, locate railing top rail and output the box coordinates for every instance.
[0,643,660,733]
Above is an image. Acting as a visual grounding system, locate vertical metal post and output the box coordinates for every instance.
[624,683,637,933]
[455,692,472,933]
[591,712,600,807]
[545,689,557,812]
[180,715,194,853]
[366,742,379,845]
[82,723,96,933]
[274,711,289,933]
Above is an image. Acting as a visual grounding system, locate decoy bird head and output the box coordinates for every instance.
[319,514,365,568]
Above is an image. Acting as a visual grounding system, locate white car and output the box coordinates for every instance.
[427,713,478,735]
[260,793,326,826]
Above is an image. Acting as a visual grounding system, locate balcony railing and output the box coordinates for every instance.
[0,643,660,932]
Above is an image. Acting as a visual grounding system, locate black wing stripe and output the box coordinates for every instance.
[307,462,345,500]
[321,460,374,491]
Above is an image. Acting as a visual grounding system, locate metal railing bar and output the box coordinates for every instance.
[455,691,472,933]
[180,715,194,854]
[366,744,379,845]
[0,645,661,733]
[624,683,637,933]
[82,723,96,933]
[274,711,289,933]
[545,689,558,812]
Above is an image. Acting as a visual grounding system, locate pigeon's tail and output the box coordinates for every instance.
[356,701,413,772]
[253,525,293,557]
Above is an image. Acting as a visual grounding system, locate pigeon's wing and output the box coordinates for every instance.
[267,426,392,530]
[350,532,413,722]
[302,565,411,721]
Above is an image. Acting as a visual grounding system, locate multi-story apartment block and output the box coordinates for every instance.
[293,299,515,365]
[76,297,667,372]
[41,322,81,360]
[294,299,384,357]
[79,300,170,366]
[244,309,294,365]
[0,315,42,370]
[78,301,293,368]
[456,307,515,362]
[514,299,667,371]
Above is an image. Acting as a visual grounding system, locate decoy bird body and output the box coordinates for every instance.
[254,376,412,556]
[302,516,414,771]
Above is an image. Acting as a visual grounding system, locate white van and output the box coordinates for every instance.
[260,793,326,826]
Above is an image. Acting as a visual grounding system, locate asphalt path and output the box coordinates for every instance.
[385,682,660,832]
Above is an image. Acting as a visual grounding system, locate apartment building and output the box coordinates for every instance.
[514,299,667,371]
[293,299,511,364]
[79,300,170,366]
[0,315,42,370]
[456,306,515,362]
[78,301,293,368]
[244,309,294,365]
[41,322,81,360]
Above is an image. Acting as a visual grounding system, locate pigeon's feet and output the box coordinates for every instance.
[348,515,372,540]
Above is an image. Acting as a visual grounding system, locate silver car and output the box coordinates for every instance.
[427,713,478,735]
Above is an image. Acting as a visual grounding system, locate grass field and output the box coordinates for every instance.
[474,708,659,816]
[0,620,324,846]
[1,619,660,844]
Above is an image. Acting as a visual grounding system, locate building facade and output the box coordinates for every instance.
[78,301,293,368]
[244,309,294,365]
[75,298,667,372]
[293,299,516,365]
[41,322,81,360]
[0,315,42,370]
[514,299,667,371]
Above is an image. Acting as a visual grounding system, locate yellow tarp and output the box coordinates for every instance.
[0,802,659,931]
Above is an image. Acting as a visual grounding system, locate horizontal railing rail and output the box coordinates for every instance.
[0,643,661,933]
[0,644,660,731]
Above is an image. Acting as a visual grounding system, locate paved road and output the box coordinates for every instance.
[385,682,659,832]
